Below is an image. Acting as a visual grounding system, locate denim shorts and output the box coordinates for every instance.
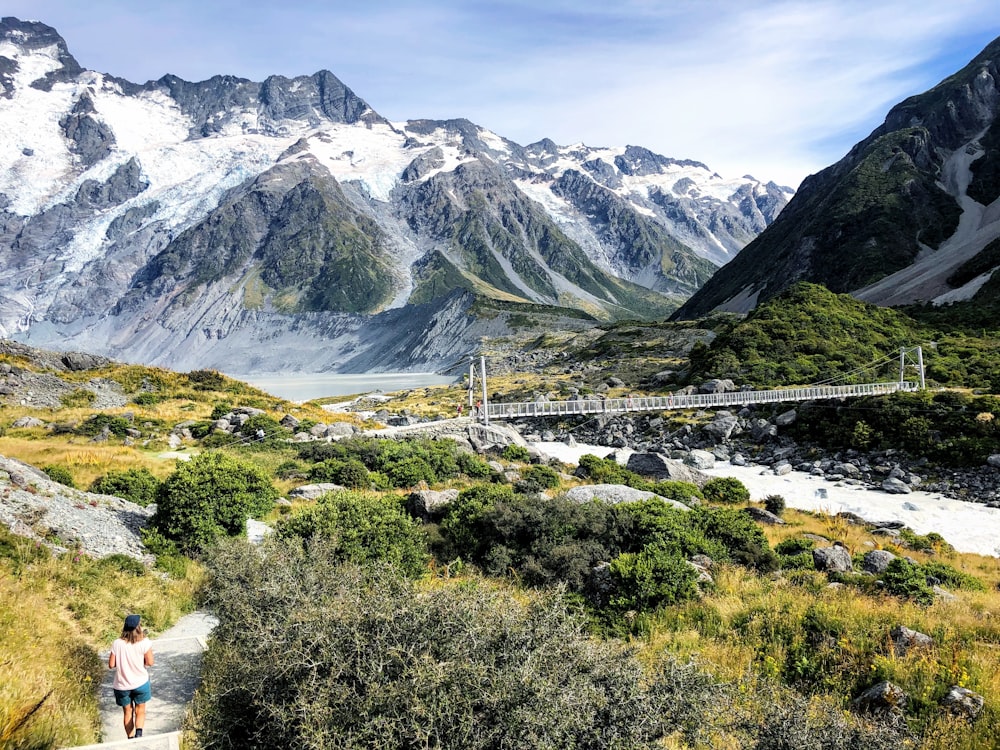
[113,680,151,707]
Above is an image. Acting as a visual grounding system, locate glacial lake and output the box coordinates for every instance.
[227,372,459,402]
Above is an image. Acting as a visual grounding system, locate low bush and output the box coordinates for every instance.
[881,558,935,605]
[764,494,786,516]
[702,477,751,505]
[89,468,159,506]
[520,464,561,490]
[500,444,530,462]
[152,452,278,553]
[76,413,131,438]
[42,464,75,488]
[276,491,427,576]
[194,540,720,750]
[608,543,699,612]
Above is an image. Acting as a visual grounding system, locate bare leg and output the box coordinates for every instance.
[134,702,146,734]
[122,704,134,738]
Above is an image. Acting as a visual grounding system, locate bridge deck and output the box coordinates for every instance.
[485,381,918,420]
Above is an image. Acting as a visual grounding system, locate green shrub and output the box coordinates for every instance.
[457,452,493,478]
[195,540,719,750]
[500,444,530,462]
[521,464,561,490]
[274,460,307,479]
[692,507,777,572]
[613,499,722,560]
[89,468,159,506]
[763,494,786,516]
[76,413,132,438]
[276,491,427,576]
[608,543,699,612]
[42,464,76,488]
[152,452,278,553]
[210,402,233,420]
[577,454,630,484]
[702,477,751,505]
[140,527,189,579]
[774,537,815,555]
[132,392,162,406]
[438,483,517,561]
[186,369,227,391]
[921,561,985,591]
[881,558,934,605]
[386,456,436,487]
[650,480,702,505]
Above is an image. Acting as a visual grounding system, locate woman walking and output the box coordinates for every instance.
[108,614,154,739]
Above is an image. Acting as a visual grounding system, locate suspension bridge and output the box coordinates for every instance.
[468,346,926,424]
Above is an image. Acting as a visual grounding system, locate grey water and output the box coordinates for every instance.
[227,372,459,402]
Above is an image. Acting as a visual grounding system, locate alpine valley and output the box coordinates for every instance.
[0,17,790,373]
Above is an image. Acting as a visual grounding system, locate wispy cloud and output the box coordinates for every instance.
[6,0,1000,187]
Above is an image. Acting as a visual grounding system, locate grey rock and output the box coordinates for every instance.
[933,585,958,601]
[881,477,912,494]
[565,483,691,509]
[12,416,45,428]
[288,483,344,500]
[987,454,1000,468]
[852,681,908,713]
[308,423,329,437]
[861,549,897,574]
[625,453,708,486]
[325,422,357,438]
[698,378,736,394]
[833,462,861,477]
[407,489,459,520]
[685,449,715,470]
[280,414,300,429]
[703,414,740,441]
[940,685,985,720]
[773,461,793,476]
[743,507,784,525]
[813,545,853,573]
[890,625,933,655]
[774,409,797,426]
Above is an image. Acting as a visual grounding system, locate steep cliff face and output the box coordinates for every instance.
[675,34,1000,319]
[0,17,788,371]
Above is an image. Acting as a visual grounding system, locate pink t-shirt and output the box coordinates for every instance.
[110,637,152,690]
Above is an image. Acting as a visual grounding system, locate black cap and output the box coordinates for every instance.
[124,614,140,630]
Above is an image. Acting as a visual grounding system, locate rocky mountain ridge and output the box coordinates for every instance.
[676,33,1000,319]
[0,17,790,372]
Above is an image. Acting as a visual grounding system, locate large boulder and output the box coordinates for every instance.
[702,414,740,441]
[12,416,45,428]
[565,484,690,509]
[813,544,853,573]
[407,489,459,520]
[325,422,357,438]
[774,409,797,427]
[861,549,897,575]
[881,477,912,494]
[699,379,736,394]
[625,453,708,486]
[685,450,716,470]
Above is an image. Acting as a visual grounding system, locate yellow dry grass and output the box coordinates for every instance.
[0,531,203,748]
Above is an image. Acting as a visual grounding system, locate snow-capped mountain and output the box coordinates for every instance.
[0,17,790,372]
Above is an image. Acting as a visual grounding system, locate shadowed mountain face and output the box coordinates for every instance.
[675,34,1000,320]
[0,17,788,371]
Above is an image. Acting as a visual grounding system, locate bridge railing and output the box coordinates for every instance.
[485,381,918,420]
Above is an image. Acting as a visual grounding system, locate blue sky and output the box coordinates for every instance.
[6,0,1000,188]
